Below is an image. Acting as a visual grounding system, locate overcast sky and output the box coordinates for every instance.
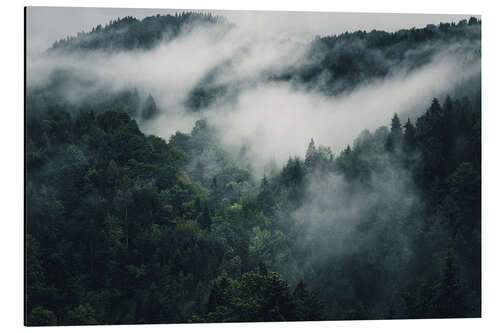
[26,6,475,55]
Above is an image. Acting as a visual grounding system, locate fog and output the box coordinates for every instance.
[25,9,482,321]
[201,53,478,171]
[294,153,419,254]
[27,11,480,175]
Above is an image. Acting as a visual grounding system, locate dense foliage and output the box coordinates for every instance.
[50,12,226,52]
[282,17,481,95]
[25,92,481,324]
[26,13,481,325]
[25,102,323,324]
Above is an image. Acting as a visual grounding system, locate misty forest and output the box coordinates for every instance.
[26,11,481,325]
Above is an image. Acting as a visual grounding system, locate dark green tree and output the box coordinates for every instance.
[390,113,403,145]
[142,94,158,119]
[403,118,417,153]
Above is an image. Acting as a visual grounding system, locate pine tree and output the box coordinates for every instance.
[142,94,158,119]
[258,176,273,214]
[305,138,317,169]
[390,113,403,145]
[403,118,417,153]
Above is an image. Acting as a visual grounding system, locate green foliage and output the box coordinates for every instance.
[27,307,58,326]
[26,83,481,324]
[197,269,323,322]
[278,18,480,95]
[51,12,226,52]
[66,304,99,325]
[26,13,481,324]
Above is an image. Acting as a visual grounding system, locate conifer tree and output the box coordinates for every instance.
[403,118,417,153]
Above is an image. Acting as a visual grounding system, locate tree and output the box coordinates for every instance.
[390,113,403,145]
[281,158,305,203]
[435,249,467,317]
[403,118,417,153]
[257,176,273,214]
[282,158,304,187]
[198,202,213,229]
[292,281,324,320]
[468,17,478,25]
[206,272,233,314]
[142,94,158,119]
[305,138,317,169]
[415,97,447,189]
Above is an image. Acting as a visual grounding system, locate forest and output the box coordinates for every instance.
[25,12,481,325]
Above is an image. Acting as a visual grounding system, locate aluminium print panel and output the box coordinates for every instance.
[25,6,481,326]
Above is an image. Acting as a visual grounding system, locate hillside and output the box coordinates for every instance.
[50,12,226,52]
[26,11,481,325]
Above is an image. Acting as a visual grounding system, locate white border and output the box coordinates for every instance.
[2,1,499,332]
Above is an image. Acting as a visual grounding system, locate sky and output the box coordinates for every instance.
[26,6,475,55]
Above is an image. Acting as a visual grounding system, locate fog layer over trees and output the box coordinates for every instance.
[26,11,481,325]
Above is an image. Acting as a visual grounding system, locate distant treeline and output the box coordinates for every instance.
[282,17,481,94]
[50,12,226,52]
[187,16,481,109]
[46,13,480,109]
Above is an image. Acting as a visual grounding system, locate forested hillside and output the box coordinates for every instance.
[50,12,226,52]
[189,17,481,109]
[26,12,481,325]
[283,17,481,95]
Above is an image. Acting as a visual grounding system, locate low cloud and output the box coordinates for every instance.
[27,13,480,175]
[195,49,479,172]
